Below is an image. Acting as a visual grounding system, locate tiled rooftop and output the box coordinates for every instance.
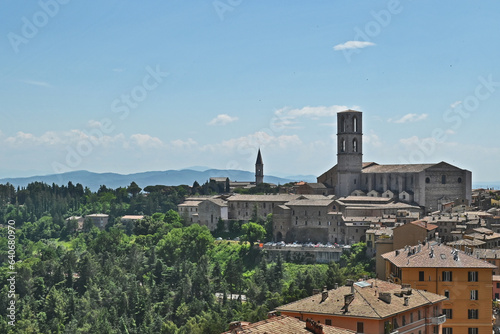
[221,315,355,334]
[276,279,445,319]
[382,243,497,269]
[362,163,436,174]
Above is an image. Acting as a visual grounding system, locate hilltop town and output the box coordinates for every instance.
[176,110,500,333]
[1,111,498,333]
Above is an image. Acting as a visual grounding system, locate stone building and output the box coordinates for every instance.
[198,198,228,231]
[317,110,472,212]
[273,196,338,243]
[227,194,300,222]
[85,214,109,229]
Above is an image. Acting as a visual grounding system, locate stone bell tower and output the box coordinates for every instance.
[337,110,362,197]
[255,149,264,185]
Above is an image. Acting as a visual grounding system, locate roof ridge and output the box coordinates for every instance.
[354,282,383,319]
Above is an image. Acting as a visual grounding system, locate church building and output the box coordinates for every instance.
[317,110,472,212]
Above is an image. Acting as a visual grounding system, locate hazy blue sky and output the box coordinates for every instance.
[1,1,499,183]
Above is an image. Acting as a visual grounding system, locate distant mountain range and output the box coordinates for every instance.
[0,169,317,191]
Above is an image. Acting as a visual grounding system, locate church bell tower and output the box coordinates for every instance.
[255,149,264,185]
[337,110,362,197]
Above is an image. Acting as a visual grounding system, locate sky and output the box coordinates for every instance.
[1,1,499,183]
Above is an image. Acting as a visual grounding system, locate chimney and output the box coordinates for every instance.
[343,293,355,312]
[306,318,324,334]
[321,286,328,303]
[404,297,410,306]
[267,311,277,319]
[334,283,339,290]
[379,292,392,304]
[229,321,242,331]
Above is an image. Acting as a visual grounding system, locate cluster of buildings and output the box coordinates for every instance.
[224,241,497,334]
[175,109,499,333]
[65,214,144,230]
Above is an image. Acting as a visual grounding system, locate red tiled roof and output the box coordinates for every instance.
[221,315,354,334]
[382,243,497,269]
[276,279,445,319]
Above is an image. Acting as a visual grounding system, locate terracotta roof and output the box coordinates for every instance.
[301,183,327,189]
[276,279,445,320]
[203,198,228,207]
[382,243,497,269]
[178,200,203,206]
[227,194,300,202]
[465,232,500,241]
[337,196,392,203]
[362,163,436,174]
[221,315,354,334]
[409,220,438,231]
[446,239,486,247]
[472,248,500,260]
[121,215,144,220]
[227,194,334,202]
[285,199,335,207]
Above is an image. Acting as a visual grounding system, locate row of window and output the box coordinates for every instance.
[443,328,479,334]
[294,220,333,226]
[292,210,325,216]
[232,202,275,209]
[425,176,462,184]
[339,138,359,153]
[443,308,479,319]
[339,115,359,133]
[418,271,478,282]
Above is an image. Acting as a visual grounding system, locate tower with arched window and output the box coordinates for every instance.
[337,110,362,197]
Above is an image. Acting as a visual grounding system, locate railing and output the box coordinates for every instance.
[430,314,446,325]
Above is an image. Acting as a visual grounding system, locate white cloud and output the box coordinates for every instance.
[450,101,462,108]
[273,105,353,129]
[19,79,52,88]
[130,134,164,148]
[389,113,428,124]
[276,105,349,119]
[88,120,103,128]
[364,132,382,148]
[333,41,375,51]
[208,114,238,126]
[399,135,421,146]
[202,131,302,153]
[170,138,197,149]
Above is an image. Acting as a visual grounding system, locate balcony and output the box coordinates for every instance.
[430,314,446,325]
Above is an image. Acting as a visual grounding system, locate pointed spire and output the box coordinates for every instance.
[256,149,263,165]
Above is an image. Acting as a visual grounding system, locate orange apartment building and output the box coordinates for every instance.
[276,279,447,334]
[382,243,496,334]
[375,220,438,279]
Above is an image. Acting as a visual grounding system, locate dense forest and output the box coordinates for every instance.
[0,181,373,333]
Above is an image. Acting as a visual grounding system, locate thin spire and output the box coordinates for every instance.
[256,149,263,165]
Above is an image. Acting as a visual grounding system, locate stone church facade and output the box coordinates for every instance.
[317,110,472,212]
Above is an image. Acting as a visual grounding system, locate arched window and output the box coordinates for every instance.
[442,175,446,184]
[340,116,345,132]
[353,138,358,152]
[425,177,430,184]
[353,116,358,132]
[341,138,346,152]
[458,177,462,183]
